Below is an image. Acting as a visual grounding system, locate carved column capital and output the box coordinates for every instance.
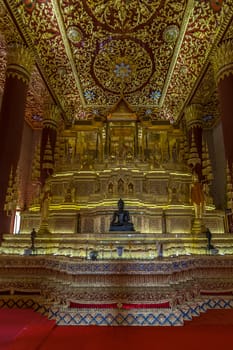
[184,104,203,129]
[6,43,34,83]
[43,104,61,130]
[212,39,233,84]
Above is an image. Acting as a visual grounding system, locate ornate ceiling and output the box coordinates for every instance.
[0,0,233,128]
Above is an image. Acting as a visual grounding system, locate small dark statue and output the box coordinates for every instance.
[109,199,134,232]
[89,250,98,261]
[31,228,36,250]
[206,228,214,250]
[205,227,218,254]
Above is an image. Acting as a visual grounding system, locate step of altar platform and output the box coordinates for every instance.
[46,297,233,326]
[1,232,233,257]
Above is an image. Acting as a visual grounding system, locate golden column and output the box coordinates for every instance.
[212,39,233,170]
[0,43,34,235]
[40,104,61,186]
[184,104,203,180]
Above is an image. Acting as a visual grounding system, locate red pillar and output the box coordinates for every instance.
[218,76,233,166]
[213,40,233,170]
[212,39,233,230]
[0,44,34,234]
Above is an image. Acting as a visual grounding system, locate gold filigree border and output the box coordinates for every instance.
[177,5,233,122]
[7,0,62,112]
[51,0,86,107]
[43,119,59,130]
[159,0,194,108]
[6,69,30,84]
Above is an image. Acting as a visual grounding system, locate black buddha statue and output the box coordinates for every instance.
[109,199,134,232]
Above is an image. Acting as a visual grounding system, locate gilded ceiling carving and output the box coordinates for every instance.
[163,1,225,119]
[93,38,153,94]
[25,66,51,129]
[223,20,233,40]
[60,0,187,113]
[189,65,220,128]
[0,0,232,127]
[0,35,6,96]
[0,1,22,43]
[84,0,165,31]
[0,0,50,128]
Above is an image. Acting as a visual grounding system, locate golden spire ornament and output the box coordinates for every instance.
[187,131,200,168]
[42,137,54,173]
[226,161,233,209]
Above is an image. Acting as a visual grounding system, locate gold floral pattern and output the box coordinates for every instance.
[0,0,232,126]
[93,38,153,93]
[85,0,165,31]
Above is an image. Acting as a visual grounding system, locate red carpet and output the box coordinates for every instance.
[0,309,55,350]
[0,309,233,350]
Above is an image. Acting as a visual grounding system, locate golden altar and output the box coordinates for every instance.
[11,102,227,258]
[0,105,233,326]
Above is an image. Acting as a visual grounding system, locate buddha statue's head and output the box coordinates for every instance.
[118,198,124,210]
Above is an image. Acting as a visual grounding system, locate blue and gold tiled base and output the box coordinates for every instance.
[51,308,184,326]
[0,297,233,326]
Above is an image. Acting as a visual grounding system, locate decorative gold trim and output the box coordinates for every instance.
[178,6,233,122]
[184,104,203,128]
[7,0,62,113]
[6,44,34,82]
[191,218,202,234]
[217,68,233,83]
[6,70,29,84]
[159,0,194,107]
[51,0,86,107]
[212,40,233,83]
[43,104,61,126]
[42,121,58,130]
